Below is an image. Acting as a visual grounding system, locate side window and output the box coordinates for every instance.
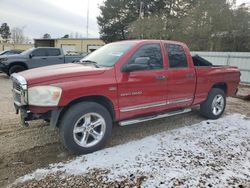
[47,49,61,56]
[32,49,47,57]
[165,44,188,68]
[5,52,12,55]
[127,44,163,70]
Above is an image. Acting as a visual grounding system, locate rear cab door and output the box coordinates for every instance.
[163,42,196,108]
[115,41,168,120]
[46,48,64,65]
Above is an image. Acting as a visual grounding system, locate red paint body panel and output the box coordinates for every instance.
[19,40,240,121]
[193,66,240,105]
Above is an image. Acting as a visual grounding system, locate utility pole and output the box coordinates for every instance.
[139,1,144,39]
[139,0,144,19]
[86,0,89,38]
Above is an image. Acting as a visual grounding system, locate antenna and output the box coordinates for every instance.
[86,0,89,38]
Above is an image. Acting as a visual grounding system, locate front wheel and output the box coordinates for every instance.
[59,102,112,155]
[8,65,26,75]
[200,88,226,119]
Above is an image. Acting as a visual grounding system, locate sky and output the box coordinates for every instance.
[0,0,249,40]
[0,0,104,39]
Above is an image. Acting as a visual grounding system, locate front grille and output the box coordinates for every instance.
[14,84,22,104]
[13,81,22,92]
[12,80,22,105]
[11,74,27,106]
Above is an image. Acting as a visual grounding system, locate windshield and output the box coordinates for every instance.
[0,50,8,55]
[80,41,136,67]
[21,48,35,55]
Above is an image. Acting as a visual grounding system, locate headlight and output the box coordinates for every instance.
[0,58,8,62]
[28,86,62,106]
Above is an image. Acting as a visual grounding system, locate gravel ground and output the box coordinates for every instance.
[10,114,250,188]
[0,73,249,187]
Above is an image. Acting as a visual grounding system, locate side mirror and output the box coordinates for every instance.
[134,57,150,65]
[121,57,150,72]
[29,54,33,58]
[121,63,149,72]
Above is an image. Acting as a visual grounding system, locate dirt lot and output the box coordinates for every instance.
[0,73,249,188]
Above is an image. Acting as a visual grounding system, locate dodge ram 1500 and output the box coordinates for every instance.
[10,40,240,154]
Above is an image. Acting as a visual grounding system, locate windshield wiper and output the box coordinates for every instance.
[79,60,100,68]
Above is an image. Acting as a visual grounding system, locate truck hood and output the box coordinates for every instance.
[0,54,27,60]
[18,63,106,85]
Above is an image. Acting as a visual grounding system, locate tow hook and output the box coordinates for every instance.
[21,117,29,127]
[20,109,29,127]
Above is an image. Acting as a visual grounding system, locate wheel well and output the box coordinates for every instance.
[211,83,228,95]
[8,62,28,71]
[56,96,115,127]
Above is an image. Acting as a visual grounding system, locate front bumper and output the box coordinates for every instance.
[17,106,32,127]
[16,105,62,127]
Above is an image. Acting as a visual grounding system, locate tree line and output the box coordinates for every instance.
[97,0,250,51]
[0,22,86,43]
[0,23,31,44]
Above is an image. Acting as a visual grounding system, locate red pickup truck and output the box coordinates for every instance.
[11,40,240,154]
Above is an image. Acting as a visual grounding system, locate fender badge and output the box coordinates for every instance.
[109,87,117,91]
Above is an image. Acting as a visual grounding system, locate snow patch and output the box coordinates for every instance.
[13,114,250,187]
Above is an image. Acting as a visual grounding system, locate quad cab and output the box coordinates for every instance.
[10,40,240,154]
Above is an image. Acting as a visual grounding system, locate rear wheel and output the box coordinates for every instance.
[200,88,226,119]
[8,65,26,75]
[59,102,112,155]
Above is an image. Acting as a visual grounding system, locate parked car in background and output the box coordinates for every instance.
[0,49,23,56]
[0,47,86,75]
[10,40,240,154]
[0,50,23,73]
[65,51,88,56]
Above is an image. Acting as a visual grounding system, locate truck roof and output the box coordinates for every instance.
[112,39,187,46]
[35,47,61,49]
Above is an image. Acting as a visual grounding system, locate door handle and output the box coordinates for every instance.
[155,75,166,80]
[58,57,63,59]
[41,58,47,60]
[186,73,193,79]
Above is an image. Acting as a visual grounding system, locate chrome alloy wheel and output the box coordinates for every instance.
[73,113,106,148]
[211,94,224,116]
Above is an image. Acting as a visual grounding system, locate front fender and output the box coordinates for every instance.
[8,61,28,69]
[50,108,63,128]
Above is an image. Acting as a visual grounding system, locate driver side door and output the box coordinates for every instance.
[28,48,49,68]
[117,43,168,120]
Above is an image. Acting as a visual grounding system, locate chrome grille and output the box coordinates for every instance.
[12,80,22,105]
[13,81,21,92]
[11,73,27,106]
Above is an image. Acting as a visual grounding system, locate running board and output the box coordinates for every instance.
[119,108,191,126]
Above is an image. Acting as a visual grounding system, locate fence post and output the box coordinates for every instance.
[226,54,230,66]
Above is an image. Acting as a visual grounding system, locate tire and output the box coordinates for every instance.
[59,102,112,155]
[200,88,226,119]
[8,65,26,75]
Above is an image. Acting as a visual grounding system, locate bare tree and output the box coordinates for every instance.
[75,32,79,38]
[11,27,25,44]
